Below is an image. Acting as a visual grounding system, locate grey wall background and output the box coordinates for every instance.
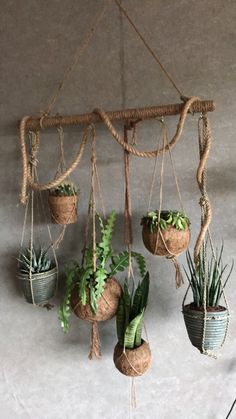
[1,1,236,418]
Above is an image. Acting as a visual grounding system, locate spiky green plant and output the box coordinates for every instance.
[116,272,150,350]
[141,210,190,233]
[59,210,147,332]
[184,245,234,308]
[52,182,77,197]
[18,246,52,274]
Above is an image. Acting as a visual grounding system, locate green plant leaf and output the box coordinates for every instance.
[109,251,129,277]
[58,269,75,333]
[124,311,144,349]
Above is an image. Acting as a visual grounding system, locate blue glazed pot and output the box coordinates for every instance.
[183,304,229,352]
[18,267,57,304]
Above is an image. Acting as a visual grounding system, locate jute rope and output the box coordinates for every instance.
[94,96,200,158]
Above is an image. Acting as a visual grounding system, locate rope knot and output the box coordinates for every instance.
[199,195,207,208]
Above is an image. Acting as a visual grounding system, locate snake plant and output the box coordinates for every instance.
[18,246,52,274]
[59,210,147,332]
[52,182,77,197]
[184,245,234,308]
[116,271,150,350]
[141,210,190,233]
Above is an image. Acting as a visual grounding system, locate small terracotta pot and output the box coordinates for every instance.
[48,194,78,225]
[142,224,190,257]
[113,340,152,377]
[71,277,122,322]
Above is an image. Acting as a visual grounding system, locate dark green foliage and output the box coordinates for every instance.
[18,246,51,274]
[52,182,77,197]
[59,211,131,332]
[185,245,234,308]
[141,210,190,233]
[116,272,150,350]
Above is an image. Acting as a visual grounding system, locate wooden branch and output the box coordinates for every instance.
[24,100,215,130]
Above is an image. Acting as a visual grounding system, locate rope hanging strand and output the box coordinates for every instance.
[88,126,101,360]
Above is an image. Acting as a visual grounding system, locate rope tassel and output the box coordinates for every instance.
[167,256,184,289]
[88,321,101,360]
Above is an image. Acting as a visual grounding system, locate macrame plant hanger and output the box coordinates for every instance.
[79,125,107,360]
[147,118,186,288]
[182,114,230,358]
[19,131,59,308]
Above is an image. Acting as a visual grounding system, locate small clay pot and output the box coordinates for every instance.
[113,340,152,377]
[142,224,190,257]
[48,194,78,225]
[71,277,122,322]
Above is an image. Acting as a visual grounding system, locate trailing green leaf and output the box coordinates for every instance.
[58,268,76,333]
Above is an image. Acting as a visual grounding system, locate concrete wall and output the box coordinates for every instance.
[1,1,236,418]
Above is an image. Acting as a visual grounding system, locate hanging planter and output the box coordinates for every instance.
[48,182,78,225]
[58,211,133,357]
[141,210,190,257]
[182,247,233,353]
[113,272,151,377]
[18,246,57,304]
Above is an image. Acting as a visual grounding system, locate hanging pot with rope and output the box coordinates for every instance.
[113,273,151,377]
[141,210,190,257]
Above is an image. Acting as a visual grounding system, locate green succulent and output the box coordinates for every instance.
[141,210,190,233]
[18,246,52,274]
[59,210,147,333]
[52,182,77,197]
[184,245,234,308]
[116,271,150,350]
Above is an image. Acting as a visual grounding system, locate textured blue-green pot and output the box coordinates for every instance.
[18,267,57,304]
[183,304,229,352]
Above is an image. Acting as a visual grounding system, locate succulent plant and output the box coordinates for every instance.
[116,271,150,350]
[141,210,190,233]
[52,182,77,197]
[18,246,52,274]
[184,245,234,308]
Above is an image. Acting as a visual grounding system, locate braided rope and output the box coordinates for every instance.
[94,96,199,158]
[194,114,212,264]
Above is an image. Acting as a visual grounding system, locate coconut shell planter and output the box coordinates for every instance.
[113,272,152,377]
[182,248,232,353]
[58,211,132,356]
[18,246,57,304]
[49,182,78,225]
[141,210,190,257]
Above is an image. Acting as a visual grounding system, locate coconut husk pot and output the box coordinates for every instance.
[48,194,78,225]
[142,224,190,257]
[183,304,229,352]
[113,340,152,377]
[18,266,57,304]
[71,277,122,322]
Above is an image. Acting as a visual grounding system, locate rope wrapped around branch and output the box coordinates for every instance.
[194,113,212,264]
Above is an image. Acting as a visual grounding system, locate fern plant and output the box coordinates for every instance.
[184,245,234,308]
[59,210,147,332]
[52,182,77,197]
[116,271,150,350]
[141,210,190,233]
[18,246,52,274]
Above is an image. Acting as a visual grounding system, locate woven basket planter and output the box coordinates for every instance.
[48,194,78,225]
[71,277,122,322]
[18,267,57,304]
[142,224,190,257]
[183,304,229,352]
[113,340,152,377]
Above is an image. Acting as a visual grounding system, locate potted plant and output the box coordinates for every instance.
[141,210,190,257]
[48,182,78,225]
[182,246,233,353]
[113,272,151,377]
[59,211,131,332]
[17,246,57,304]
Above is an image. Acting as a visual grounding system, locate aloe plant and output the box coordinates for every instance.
[59,211,147,332]
[184,245,234,308]
[18,246,52,274]
[116,272,150,350]
[52,182,77,197]
[141,210,190,233]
